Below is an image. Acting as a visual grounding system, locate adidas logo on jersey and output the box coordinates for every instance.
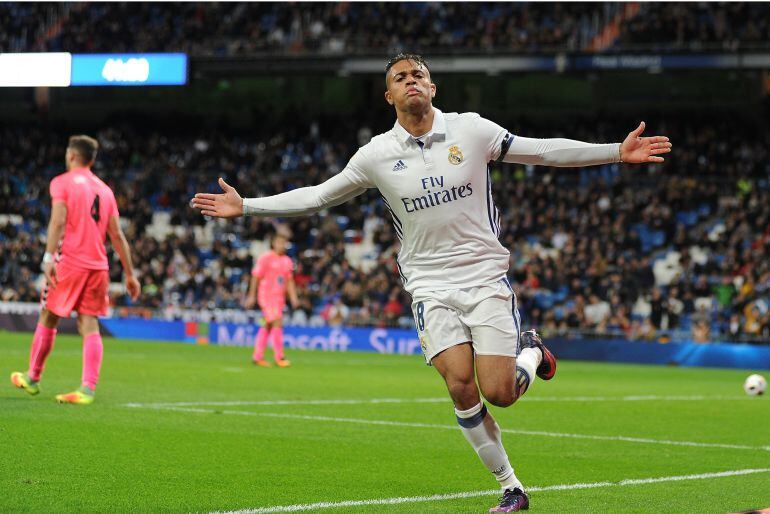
[392,160,407,172]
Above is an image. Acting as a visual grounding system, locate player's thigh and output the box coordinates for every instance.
[475,354,517,407]
[42,263,89,318]
[412,297,471,364]
[464,282,519,359]
[77,270,110,317]
[431,343,480,409]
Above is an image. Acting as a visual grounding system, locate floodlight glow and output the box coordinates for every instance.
[0,53,72,87]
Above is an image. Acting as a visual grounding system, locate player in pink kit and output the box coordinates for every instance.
[10,135,140,405]
[245,233,299,368]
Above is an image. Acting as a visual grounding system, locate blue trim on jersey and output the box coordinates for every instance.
[513,294,521,354]
[502,277,521,353]
[390,216,403,241]
[380,195,403,241]
[486,165,500,237]
[396,259,407,284]
[496,133,514,162]
[456,404,488,428]
[380,195,402,229]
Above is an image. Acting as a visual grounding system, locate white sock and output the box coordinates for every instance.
[455,402,524,491]
[516,347,541,380]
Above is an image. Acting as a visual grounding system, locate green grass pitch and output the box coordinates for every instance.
[2,332,769,513]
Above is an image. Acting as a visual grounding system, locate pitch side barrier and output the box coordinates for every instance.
[0,312,768,370]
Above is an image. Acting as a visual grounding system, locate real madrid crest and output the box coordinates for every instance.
[448,145,464,165]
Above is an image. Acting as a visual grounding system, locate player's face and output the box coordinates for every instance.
[272,236,288,254]
[385,60,436,113]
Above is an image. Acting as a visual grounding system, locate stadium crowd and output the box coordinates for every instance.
[1,112,769,343]
[619,2,770,52]
[2,2,770,55]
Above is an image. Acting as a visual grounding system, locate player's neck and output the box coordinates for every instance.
[396,106,434,137]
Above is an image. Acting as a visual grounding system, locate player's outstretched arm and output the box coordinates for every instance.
[502,121,671,167]
[107,215,140,301]
[191,173,366,219]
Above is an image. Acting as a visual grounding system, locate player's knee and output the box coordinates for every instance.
[39,309,59,329]
[446,379,478,408]
[482,388,516,408]
[77,315,99,336]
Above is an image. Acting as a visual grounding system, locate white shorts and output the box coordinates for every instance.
[411,279,522,364]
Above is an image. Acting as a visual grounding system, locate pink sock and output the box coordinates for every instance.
[28,324,57,381]
[270,327,285,361]
[82,333,103,391]
[252,327,270,361]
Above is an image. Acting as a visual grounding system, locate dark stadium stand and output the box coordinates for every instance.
[2,2,769,55]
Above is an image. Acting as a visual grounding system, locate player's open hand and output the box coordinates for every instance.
[191,178,243,218]
[244,295,257,310]
[126,274,141,301]
[42,261,57,288]
[619,122,672,164]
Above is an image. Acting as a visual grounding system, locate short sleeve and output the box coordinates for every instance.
[340,148,375,188]
[473,115,512,162]
[50,177,67,203]
[252,255,266,278]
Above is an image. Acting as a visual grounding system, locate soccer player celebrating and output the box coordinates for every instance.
[11,135,139,405]
[192,54,671,512]
[245,232,299,367]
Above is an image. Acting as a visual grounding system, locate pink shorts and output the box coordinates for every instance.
[259,300,285,323]
[42,262,110,317]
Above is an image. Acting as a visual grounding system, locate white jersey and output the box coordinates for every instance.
[342,108,511,297]
[242,106,620,298]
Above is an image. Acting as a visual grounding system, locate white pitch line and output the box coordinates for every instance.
[138,406,770,452]
[124,397,447,408]
[209,468,770,514]
[123,394,749,409]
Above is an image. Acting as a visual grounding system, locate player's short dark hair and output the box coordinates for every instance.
[385,53,430,77]
[68,135,99,164]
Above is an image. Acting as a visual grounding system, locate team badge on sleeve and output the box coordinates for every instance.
[448,145,464,165]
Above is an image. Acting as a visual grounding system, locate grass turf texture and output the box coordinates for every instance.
[1,332,769,513]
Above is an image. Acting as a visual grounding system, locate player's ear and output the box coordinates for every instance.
[430,82,436,99]
[384,89,394,106]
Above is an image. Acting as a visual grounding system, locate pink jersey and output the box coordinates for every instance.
[50,167,118,271]
[252,251,294,304]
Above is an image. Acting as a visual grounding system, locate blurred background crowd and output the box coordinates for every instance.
[2,2,769,55]
[2,112,768,343]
